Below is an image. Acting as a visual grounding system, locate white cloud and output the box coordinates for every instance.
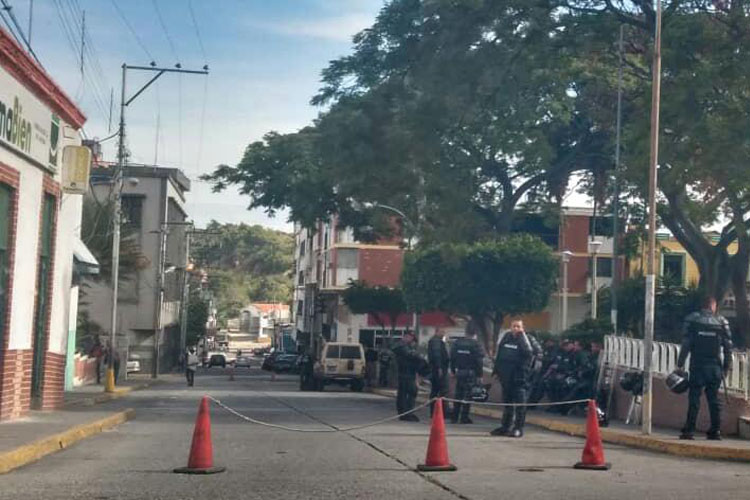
[252,13,374,42]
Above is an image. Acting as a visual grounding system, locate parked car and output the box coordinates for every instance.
[234,355,253,368]
[313,342,366,392]
[208,353,227,368]
[273,353,299,373]
[126,355,141,374]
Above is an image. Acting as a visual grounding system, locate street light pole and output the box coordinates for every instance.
[366,202,420,337]
[107,63,208,391]
[643,0,663,436]
[590,240,602,319]
[561,250,573,332]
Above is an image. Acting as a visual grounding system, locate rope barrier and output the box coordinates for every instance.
[207,395,437,433]
[207,393,595,432]
[442,397,592,408]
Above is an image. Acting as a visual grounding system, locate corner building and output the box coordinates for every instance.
[0,27,86,419]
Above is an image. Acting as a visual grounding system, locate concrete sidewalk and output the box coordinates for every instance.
[372,387,750,462]
[63,375,165,407]
[0,375,181,474]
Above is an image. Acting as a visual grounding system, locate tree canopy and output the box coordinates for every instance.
[401,236,558,351]
[191,222,294,325]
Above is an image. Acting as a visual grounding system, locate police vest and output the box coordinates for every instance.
[452,339,479,370]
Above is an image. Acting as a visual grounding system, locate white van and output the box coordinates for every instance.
[313,342,366,392]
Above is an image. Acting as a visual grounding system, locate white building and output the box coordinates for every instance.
[0,27,91,419]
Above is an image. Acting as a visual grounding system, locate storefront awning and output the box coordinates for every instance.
[73,237,99,275]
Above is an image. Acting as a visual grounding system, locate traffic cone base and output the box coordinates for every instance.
[173,465,226,475]
[573,461,611,471]
[173,396,225,475]
[417,463,458,472]
[573,400,611,471]
[418,398,456,472]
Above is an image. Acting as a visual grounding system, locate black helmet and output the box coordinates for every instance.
[470,383,490,402]
[666,369,689,394]
[619,371,644,395]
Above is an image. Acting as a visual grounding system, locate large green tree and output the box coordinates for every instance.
[342,281,407,336]
[203,0,610,243]
[558,0,750,342]
[191,222,294,325]
[401,235,558,352]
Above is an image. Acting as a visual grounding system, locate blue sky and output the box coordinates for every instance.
[15,0,384,231]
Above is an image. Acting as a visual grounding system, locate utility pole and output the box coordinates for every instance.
[179,230,192,362]
[153,225,168,378]
[107,63,208,392]
[80,10,85,76]
[612,25,624,335]
[643,0,663,436]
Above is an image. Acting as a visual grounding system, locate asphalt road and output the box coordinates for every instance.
[2,364,750,500]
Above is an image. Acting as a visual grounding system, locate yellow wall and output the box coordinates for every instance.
[628,234,739,286]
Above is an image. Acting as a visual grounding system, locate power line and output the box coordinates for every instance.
[187,0,207,62]
[0,0,42,66]
[109,0,155,63]
[50,0,109,122]
[151,0,180,63]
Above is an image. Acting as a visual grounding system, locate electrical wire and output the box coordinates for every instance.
[151,0,179,63]
[0,0,43,66]
[50,0,109,122]
[187,0,207,62]
[109,0,155,62]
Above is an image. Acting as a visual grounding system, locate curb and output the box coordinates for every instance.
[370,388,750,462]
[0,409,136,474]
[64,380,157,408]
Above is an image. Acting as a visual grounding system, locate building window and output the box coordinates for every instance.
[297,300,304,316]
[299,240,305,256]
[589,256,613,278]
[121,195,143,228]
[0,184,13,340]
[298,270,304,286]
[662,253,686,285]
[32,194,55,399]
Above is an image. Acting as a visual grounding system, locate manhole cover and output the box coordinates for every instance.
[518,468,544,472]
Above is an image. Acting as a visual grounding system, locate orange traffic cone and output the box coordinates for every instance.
[174,396,226,474]
[417,398,457,472]
[574,399,611,471]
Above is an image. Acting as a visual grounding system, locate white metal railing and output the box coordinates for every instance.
[604,335,749,398]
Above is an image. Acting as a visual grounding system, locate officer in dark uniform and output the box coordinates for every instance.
[677,296,732,440]
[298,347,315,391]
[393,331,423,422]
[427,328,450,417]
[450,326,485,424]
[379,344,392,386]
[491,319,536,437]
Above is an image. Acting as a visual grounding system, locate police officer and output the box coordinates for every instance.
[393,331,423,422]
[299,347,315,391]
[677,296,733,440]
[450,325,484,424]
[379,345,392,387]
[491,319,536,437]
[428,328,450,417]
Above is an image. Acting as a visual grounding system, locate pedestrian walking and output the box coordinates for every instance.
[89,336,104,385]
[677,296,733,440]
[393,331,423,422]
[186,347,199,387]
[450,325,484,424]
[427,328,450,417]
[104,342,121,384]
[491,319,536,437]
